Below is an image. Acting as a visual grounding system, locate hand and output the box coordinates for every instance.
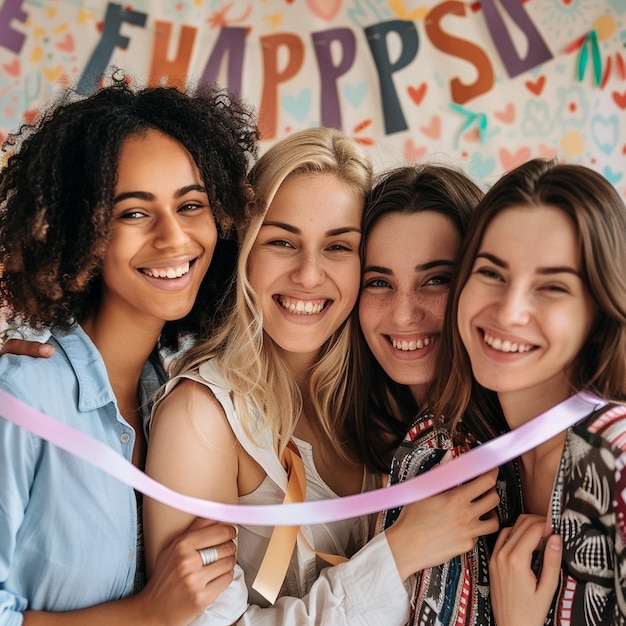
[138,517,238,626]
[0,338,55,358]
[386,468,500,580]
[490,514,562,626]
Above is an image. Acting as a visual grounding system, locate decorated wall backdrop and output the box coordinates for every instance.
[1,0,625,195]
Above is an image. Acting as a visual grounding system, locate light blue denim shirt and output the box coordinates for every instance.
[0,325,165,625]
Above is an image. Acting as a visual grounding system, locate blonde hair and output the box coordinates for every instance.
[174,127,373,460]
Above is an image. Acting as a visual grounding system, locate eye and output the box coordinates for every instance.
[268,239,295,249]
[425,274,453,287]
[118,209,147,220]
[327,243,353,252]
[362,277,392,289]
[178,202,205,213]
[540,283,571,295]
[475,266,503,281]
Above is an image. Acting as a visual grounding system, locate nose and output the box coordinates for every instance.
[153,212,190,249]
[392,290,426,327]
[493,284,531,326]
[291,252,325,288]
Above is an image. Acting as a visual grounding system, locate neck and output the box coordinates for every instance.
[81,314,162,396]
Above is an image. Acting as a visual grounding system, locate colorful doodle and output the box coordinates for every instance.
[0,0,624,197]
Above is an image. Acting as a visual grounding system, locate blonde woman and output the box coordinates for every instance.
[144,128,499,625]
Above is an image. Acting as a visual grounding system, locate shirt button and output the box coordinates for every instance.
[120,433,131,444]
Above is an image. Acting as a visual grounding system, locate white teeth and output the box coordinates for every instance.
[484,332,532,353]
[391,337,431,351]
[279,296,326,315]
[142,262,190,279]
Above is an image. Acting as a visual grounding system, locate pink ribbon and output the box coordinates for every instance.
[0,389,604,526]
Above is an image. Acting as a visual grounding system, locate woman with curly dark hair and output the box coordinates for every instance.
[0,78,260,625]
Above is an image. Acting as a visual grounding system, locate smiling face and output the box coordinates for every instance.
[97,129,217,330]
[457,204,596,416]
[359,211,462,403]
[248,172,362,366]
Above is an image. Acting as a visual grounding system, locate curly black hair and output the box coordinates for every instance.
[0,78,260,350]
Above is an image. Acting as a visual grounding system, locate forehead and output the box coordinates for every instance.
[480,204,580,265]
[115,129,202,190]
[265,172,363,227]
[365,211,462,260]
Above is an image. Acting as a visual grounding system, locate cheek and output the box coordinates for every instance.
[339,261,362,304]
[456,290,474,345]
[425,293,449,326]
[358,295,381,338]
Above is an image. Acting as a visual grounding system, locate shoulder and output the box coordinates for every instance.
[151,376,237,449]
[0,338,74,401]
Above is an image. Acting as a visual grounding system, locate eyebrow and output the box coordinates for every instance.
[113,184,207,204]
[363,259,456,275]
[261,220,361,236]
[475,252,581,276]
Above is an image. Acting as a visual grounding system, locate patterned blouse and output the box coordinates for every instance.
[507,403,626,626]
[381,415,494,626]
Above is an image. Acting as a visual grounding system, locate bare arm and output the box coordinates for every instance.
[144,379,246,624]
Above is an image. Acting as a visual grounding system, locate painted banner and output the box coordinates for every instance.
[0,0,625,196]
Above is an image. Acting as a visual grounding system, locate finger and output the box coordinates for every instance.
[0,338,55,358]
[537,534,562,593]
[475,508,500,535]
[192,522,237,550]
[493,526,513,553]
[457,469,499,501]
[198,538,237,566]
[504,518,548,556]
[471,486,500,517]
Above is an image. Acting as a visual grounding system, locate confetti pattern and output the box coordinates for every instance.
[0,0,625,196]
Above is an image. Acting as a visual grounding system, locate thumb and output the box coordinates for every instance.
[537,534,562,594]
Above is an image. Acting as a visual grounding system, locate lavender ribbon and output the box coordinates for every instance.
[0,389,604,525]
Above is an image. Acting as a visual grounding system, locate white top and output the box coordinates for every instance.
[158,359,410,625]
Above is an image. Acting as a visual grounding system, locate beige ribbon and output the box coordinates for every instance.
[252,441,348,604]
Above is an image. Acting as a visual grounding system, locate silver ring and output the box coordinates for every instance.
[198,546,219,567]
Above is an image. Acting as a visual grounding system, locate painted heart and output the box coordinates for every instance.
[3,59,20,77]
[281,89,311,122]
[591,114,618,155]
[525,75,546,96]
[468,153,496,178]
[56,33,75,53]
[343,82,366,108]
[463,128,481,143]
[612,90,626,110]
[494,103,515,123]
[43,65,63,84]
[602,166,623,185]
[420,115,441,139]
[306,0,341,20]
[499,147,531,171]
[407,83,427,106]
[403,139,427,162]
